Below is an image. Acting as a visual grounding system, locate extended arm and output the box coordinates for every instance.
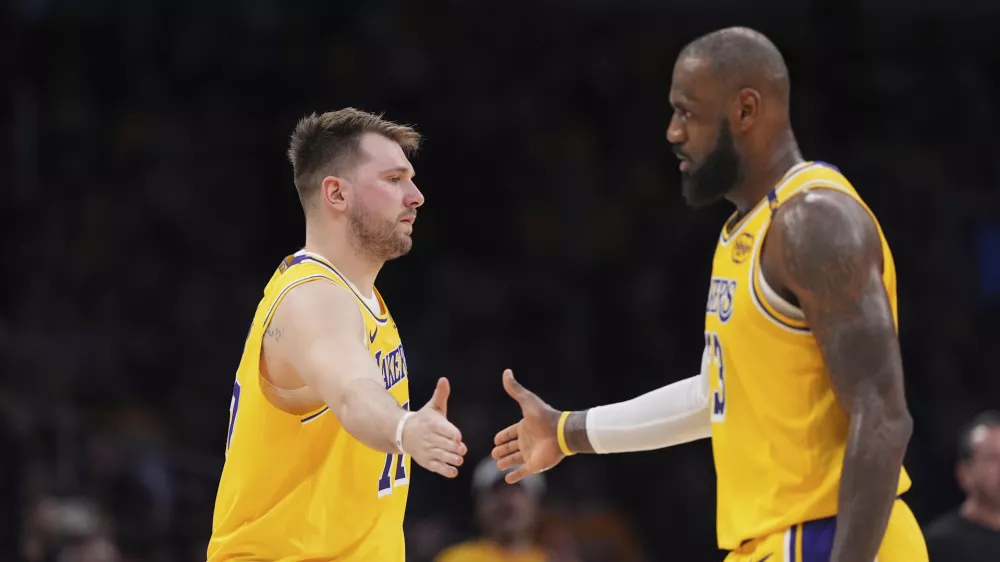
[767,190,913,562]
[266,281,410,454]
[265,281,465,479]
[493,357,711,482]
[564,365,711,454]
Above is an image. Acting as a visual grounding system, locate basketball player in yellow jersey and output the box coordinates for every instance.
[491,27,928,562]
[208,109,468,561]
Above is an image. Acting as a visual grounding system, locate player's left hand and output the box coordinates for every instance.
[491,369,565,483]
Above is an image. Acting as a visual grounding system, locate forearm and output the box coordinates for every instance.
[337,378,408,454]
[562,374,711,454]
[831,408,913,561]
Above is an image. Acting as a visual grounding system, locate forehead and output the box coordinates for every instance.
[970,426,1000,455]
[670,55,723,106]
[357,133,412,170]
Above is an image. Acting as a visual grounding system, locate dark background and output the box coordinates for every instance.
[3,0,1000,560]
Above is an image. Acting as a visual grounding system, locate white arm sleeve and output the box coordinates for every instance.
[585,349,712,454]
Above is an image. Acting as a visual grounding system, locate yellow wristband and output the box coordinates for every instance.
[557,411,576,456]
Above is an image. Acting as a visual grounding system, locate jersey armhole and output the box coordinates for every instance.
[750,183,884,335]
[749,223,812,335]
[259,274,342,420]
[748,188,816,334]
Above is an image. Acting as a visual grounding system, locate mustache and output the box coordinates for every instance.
[672,146,688,160]
[399,211,417,220]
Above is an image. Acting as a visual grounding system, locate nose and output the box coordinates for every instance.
[666,114,686,145]
[404,180,424,208]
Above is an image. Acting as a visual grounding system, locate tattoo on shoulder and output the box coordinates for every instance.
[773,190,881,312]
[771,189,901,395]
[265,325,284,342]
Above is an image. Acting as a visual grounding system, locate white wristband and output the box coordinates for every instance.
[395,412,415,455]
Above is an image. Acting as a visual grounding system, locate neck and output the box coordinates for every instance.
[962,498,1000,531]
[304,222,381,298]
[726,130,803,214]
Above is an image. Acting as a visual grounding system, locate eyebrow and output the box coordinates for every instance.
[673,91,699,107]
[381,166,414,176]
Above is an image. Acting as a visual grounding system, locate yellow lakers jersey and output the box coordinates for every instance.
[704,162,911,549]
[208,250,411,561]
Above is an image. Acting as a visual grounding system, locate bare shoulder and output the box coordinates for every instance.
[261,279,365,398]
[267,280,365,348]
[766,188,882,305]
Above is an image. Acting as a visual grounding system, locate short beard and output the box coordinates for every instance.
[348,204,412,263]
[681,119,743,208]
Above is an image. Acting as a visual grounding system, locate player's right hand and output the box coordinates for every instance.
[401,377,467,479]
[492,369,565,484]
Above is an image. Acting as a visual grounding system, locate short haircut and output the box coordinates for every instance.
[678,27,790,105]
[958,410,1000,462]
[287,108,421,206]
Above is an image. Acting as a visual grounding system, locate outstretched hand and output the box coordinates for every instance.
[403,377,467,478]
[491,369,566,483]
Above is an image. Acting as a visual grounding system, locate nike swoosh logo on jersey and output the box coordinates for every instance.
[369,329,378,344]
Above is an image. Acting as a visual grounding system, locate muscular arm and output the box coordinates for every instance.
[265,281,406,454]
[766,190,913,562]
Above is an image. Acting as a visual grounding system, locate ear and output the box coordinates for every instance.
[735,87,762,132]
[321,176,348,211]
[956,462,972,493]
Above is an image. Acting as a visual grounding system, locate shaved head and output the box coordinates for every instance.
[679,27,790,106]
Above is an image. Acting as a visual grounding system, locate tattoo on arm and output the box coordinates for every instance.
[769,189,913,562]
[563,411,595,454]
[265,325,284,342]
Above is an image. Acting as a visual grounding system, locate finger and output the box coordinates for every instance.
[491,439,519,460]
[430,434,466,457]
[493,423,519,446]
[495,451,525,471]
[502,369,529,403]
[505,465,531,484]
[424,460,459,479]
[433,448,465,467]
[491,445,505,461]
[427,377,450,415]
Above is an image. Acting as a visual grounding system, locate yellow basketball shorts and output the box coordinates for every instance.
[723,499,928,562]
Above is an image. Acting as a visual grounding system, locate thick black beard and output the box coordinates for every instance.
[681,120,743,208]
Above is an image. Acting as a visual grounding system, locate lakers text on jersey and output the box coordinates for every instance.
[704,161,924,557]
[208,250,411,561]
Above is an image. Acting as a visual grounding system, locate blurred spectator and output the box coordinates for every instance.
[434,457,556,562]
[924,411,1000,560]
[537,507,644,562]
[535,463,645,562]
[22,496,121,562]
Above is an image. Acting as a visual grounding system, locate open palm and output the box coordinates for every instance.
[491,369,565,483]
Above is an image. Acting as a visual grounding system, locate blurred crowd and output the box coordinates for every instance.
[3,0,1000,560]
